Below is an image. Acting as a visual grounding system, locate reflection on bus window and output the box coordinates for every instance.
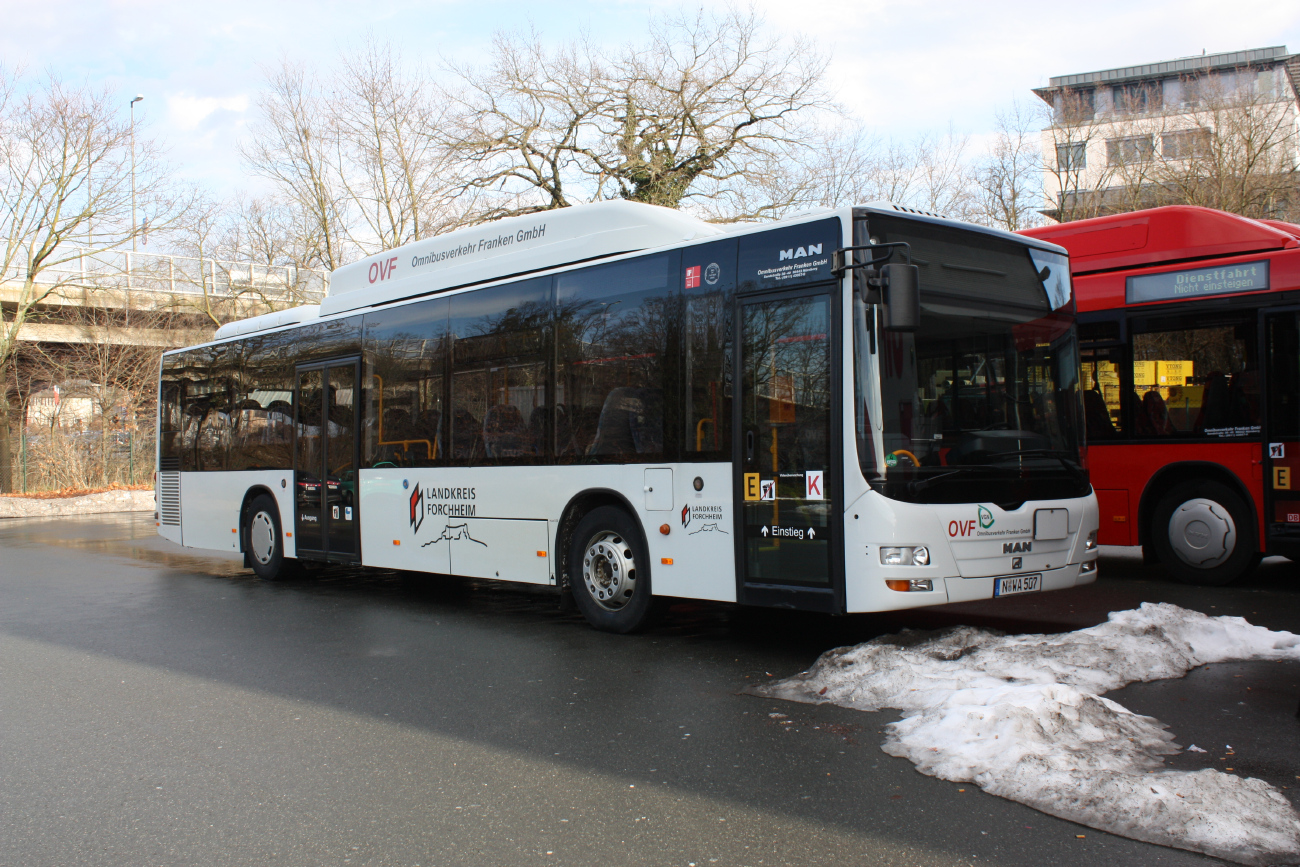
[1131,320,1259,438]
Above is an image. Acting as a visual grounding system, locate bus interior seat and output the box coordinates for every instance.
[587,387,663,456]
[1135,390,1176,437]
[451,406,484,462]
[1083,389,1115,439]
[1193,372,1229,433]
[483,404,529,457]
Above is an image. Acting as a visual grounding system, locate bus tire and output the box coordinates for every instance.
[246,494,296,581]
[1151,480,1257,586]
[568,506,654,633]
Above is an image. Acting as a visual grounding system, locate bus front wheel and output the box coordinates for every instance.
[1151,480,1257,586]
[246,494,296,581]
[568,506,654,633]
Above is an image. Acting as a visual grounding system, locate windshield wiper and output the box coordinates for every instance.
[906,464,1018,494]
[982,449,1089,486]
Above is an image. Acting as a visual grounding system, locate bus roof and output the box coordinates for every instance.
[1019,206,1300,274]
[320,200,724,318]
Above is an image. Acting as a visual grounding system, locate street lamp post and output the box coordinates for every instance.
[129,95,143,253]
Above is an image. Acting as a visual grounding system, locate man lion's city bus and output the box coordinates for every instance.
[1023,205,1300,586]
[156,201,1098,632]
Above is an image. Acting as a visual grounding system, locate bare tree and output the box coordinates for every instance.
[445,8,833,221]
[244,41,473,263]
[0,69,179,491]
[972,101,1045,231]
[242,63,351,269]
[1145,71,1298,218]
[1041,88,1118,223]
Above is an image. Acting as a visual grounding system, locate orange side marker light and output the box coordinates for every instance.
[536,550,547,557]
[393,540,401,546]
[661,557,673,565]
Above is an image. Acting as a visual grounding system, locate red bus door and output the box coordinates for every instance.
[1264,312,1300,552]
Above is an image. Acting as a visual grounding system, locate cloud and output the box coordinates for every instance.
[164,93,250,133]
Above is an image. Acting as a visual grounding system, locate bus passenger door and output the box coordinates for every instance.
[1264,312,1300,552]
[735,288,842,612]
[295,359,361,562]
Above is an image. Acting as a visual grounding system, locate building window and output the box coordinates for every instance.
[1055,87,1095,122]
[1162,129,1212,160]
[1112,81,1162,114]
[1106,135,1155,166]
[1055,141,1087,170]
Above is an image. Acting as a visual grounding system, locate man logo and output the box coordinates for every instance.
[1003,541,1032,554]
[779,244,822,261]
[409,484,424,534]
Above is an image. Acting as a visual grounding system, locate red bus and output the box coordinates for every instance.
[1022,206,1300,585]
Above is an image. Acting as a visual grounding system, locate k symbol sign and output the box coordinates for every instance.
[805,470,824,500]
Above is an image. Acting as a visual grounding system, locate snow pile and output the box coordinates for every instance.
[754,603,1300,865]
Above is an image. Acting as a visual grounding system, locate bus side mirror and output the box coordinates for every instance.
[881,264,920,333]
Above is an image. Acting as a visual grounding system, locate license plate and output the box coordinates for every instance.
[994,573,1041,597]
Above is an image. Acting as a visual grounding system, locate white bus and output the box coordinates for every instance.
[156,201,1099,632]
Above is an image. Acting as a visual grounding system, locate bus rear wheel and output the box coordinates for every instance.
[246,494,296,581]
[1151,480,1257,586]
[568,506,654,633]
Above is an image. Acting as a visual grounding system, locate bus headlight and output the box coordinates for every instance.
[881,546,929,566]
[1085,530,1097,551]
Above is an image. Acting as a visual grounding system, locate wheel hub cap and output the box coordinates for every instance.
[1168,498,1235,569]
[250,511,276,565]
[582,531,636,612]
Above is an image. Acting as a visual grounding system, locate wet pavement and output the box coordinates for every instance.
[1,512,1298,866]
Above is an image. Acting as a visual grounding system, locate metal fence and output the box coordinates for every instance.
[6,247,331,305]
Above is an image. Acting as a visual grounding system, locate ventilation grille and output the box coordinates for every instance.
[158,471,181,526]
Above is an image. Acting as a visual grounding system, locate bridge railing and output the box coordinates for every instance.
[7,248,331,305]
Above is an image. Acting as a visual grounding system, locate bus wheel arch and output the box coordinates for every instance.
[1139,463,1258,586]
[239,486,278,564]
[241,489,296,581]
[557,489,655,632]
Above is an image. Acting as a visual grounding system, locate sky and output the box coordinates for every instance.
[2,0,1298,199]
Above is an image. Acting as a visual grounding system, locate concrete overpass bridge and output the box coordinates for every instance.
[4,247,329,351]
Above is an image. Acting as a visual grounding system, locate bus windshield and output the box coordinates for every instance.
[862,216,1089,505]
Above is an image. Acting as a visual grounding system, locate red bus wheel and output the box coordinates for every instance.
[1152,481,1257,586]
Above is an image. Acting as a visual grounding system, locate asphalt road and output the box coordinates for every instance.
[1,512,1298,867]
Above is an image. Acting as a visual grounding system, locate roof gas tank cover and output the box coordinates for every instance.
[319,201,725,317]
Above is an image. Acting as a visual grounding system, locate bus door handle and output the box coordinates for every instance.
[745,430,755,461]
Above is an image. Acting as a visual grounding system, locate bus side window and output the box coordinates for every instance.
[556,255,673,464]
[448,279,550,467]
[1131,316,1258,438]
[363,296,449,468]
[682,239,735,460]
[1080,347,1123,439]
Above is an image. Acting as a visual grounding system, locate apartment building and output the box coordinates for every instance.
[1033,46,1300,221]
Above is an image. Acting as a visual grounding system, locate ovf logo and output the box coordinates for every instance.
[978,506,995,530]
[681,504,690,528]
[409,483,424,533]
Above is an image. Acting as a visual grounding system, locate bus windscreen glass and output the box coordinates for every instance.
[863,217,1088,505]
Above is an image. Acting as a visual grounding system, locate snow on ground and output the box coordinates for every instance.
[753,603,1300,866]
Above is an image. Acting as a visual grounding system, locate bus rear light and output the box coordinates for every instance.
[1080,559,1097,574]
[1085,530,1097,550]
[886,579,933,592]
